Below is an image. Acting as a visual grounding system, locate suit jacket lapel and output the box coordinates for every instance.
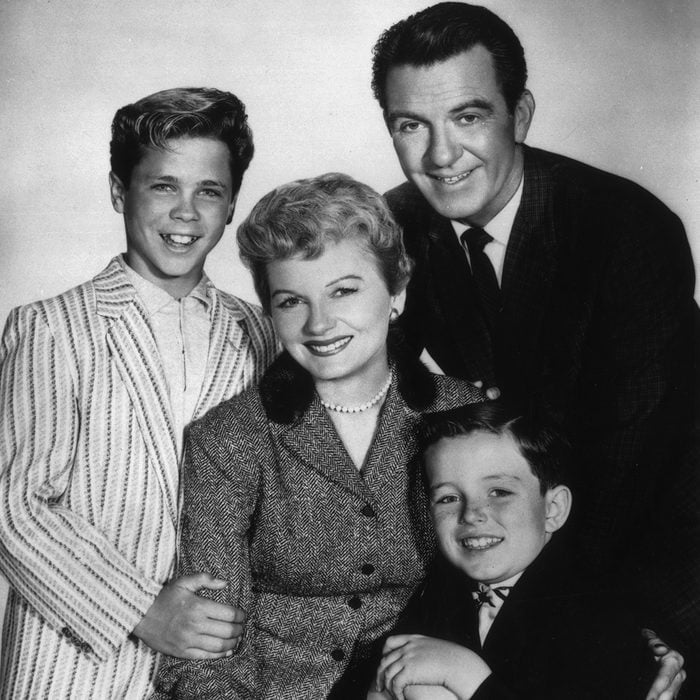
[426,213,495,382]
[499,150,558,387]
[94,259,179,524]
[194,288,249,418]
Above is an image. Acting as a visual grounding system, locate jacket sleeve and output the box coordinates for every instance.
[565,200,697,564]
[154,406,261,699]
[0,306,162,660]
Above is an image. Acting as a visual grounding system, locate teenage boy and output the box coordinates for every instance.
[373,401,664,699]
[0,88,277,698]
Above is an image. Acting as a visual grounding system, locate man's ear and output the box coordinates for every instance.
[544,484,571,534]
[514,89,535,144]
[226,194,238,225]
[109,172,127,214]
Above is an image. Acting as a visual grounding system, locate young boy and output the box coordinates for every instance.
[0,88,277,698]
[372,401,658,699]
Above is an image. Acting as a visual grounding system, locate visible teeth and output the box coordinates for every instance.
[309,338,350,352]
[461,536,502,550]
[163,234,197,245]
[436,170,472,185]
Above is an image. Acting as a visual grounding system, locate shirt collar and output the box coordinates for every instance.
[451,175,524,246]
[118,254,212,315]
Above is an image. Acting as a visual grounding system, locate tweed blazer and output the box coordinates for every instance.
[387,146,697,567]
[0,257,277,699]
[154,351,483,699]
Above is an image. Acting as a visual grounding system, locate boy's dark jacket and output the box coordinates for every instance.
[390,534,656,699]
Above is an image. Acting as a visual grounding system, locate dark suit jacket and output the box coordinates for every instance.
[393,536,655,699]
[154,349,483,700]
[387,145,698,571]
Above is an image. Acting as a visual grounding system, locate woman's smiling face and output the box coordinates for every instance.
[267,237,404,391]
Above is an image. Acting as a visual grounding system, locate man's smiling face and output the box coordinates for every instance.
[385,45,533,227]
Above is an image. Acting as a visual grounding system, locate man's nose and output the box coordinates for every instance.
[427,125,462,168]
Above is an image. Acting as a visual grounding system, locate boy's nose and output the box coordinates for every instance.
[459,501,487,524]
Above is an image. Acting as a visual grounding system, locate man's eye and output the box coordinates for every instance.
[395,120,423,134]
[152,183,175,192]
[200,188,223,198]
[458,114,481,126]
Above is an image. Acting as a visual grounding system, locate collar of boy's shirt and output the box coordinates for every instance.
[119,254,212,315]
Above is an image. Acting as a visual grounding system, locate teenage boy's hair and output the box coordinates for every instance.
[420,400,570,493]
[110,87,254,193]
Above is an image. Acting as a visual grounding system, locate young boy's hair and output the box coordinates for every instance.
[420,400,571,494]
[109,87,254,193]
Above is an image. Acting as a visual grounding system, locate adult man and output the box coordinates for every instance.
[0,88,277,698]
[372,0,698,673]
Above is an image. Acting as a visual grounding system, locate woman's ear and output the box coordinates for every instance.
[544,484,572,534]
[390,286,407,318]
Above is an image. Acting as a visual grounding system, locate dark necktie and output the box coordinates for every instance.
[461,227,501,331]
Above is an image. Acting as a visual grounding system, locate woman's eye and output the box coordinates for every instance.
[331,286,358,298]
[200,188,222,198]
[276,296,302,309]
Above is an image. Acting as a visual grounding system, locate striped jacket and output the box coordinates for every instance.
[0,258,277,699]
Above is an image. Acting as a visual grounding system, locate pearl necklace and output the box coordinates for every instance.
[319,372,393,414]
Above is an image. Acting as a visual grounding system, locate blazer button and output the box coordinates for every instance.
[360,504,375,518]
[331,648,345,662]
[361,563,375,576]
[348,596,362,610]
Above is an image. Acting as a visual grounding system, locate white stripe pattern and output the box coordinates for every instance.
[0,258,277,699]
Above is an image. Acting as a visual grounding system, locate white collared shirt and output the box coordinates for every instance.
[451,176,524,287]
[120,256,211,457]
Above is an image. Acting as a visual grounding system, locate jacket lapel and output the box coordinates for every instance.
[498,150,558,389]
[193,288,250,418]
[271,400,373,503]
[94,259,179,524]
[426,213,495,383]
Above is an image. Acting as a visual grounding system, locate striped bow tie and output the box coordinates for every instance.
[471,582,512,609]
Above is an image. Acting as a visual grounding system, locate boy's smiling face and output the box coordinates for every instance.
[425,430,569,585]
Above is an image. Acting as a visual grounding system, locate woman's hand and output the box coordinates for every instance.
[642,629,686,700]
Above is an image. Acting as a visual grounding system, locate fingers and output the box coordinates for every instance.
[644,643,686,700]
[175,571,228,593]
[197,597,247,624]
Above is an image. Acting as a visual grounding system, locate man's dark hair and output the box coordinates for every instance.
[110,87,254,194]
[371,2,527,113]
[420,400,570,493]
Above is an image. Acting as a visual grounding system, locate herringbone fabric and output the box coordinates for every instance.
[153,358,483,699]
[0,257,277,699]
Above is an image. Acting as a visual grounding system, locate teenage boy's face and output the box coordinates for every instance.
[110,136,236,298]
[426,431,565,585]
